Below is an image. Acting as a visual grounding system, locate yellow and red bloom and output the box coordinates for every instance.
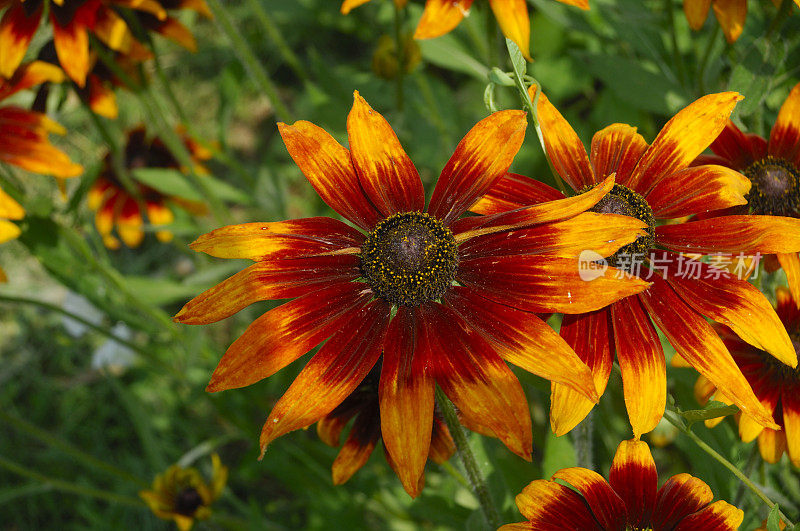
[176,91,651,497]
[140,453,228,531]
[693,287,800,467]
[683,0,799,44]
[88,126,209,249]
[0,0,210,87]
[694,82,800,305]
[475,86,800,439]
[500,439,744,531]
[317,364,455,489]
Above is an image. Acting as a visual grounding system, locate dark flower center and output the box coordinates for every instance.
[174,487,204,516]
[587,184,655,270]
[361,212,457,306]
[743,156,800,216]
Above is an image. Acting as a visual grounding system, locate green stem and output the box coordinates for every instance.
[244,0,309,83]
[435,387,500,529]
[393,4,405,112]
[0,410,147,487]
[665,0,687,90]
[205,0,292,123]
[572,410,594,470]
[0,455,146,508]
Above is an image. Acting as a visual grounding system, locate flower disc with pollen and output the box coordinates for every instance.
[743,156,800,217]
[361,212,458,306]
[588,184,655,268]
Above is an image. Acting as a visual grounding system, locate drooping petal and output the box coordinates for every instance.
[777,253,800,307]
[711,0,747,43]
[551,468,627,530]
[757,427,786,464]
[589,123,648,187]
[488,0,530,60]
[612,295,666,438]
[340,0,371,14]
[656,215,800,254]
[52,11,93,87]
[189,217,364,261]
[379,306,434,498]
[512,479,602,530]
[457,212,646,260]
[470,173,565,216]
[428,416,455,463]
[608,439,658,530]
[551,309,614,436]
[556,0,589,8]
[206,282,374,392]
[673,500,744,531]
[423,304,532,460]
[0,3,41,79]
[662,254,797,367]
[782,390,800,467]
[628,92,742,196]
[347,92,424,216]
[0,60,64,100]
[708,119,761,170]
[259,300,390,453]
[530,85,594,191]
[652,473,713,531]
[684,0,712,30]
[414,0,473,40]
[0,219,21,244]
[769,82,800,167]
[428,109,527,225]
[174,255,362,324]
[331,409,381,485]
[444,286,598,402]
[278,121,382,230]
[639,274,778,429]
[0,186,24,220]
[153,18,197,51]
[646,165,750,219]
[458,254,650,314]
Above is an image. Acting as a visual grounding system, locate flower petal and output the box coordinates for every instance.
[589,123,648,187]
[278,121,382,230]
[52,13,92,87]
[551,467,627,530]
[470,173,565,216]
[0,219,21,245]
[174,255,362,324]
[662,252,796,366]
[340,0,371,14]
[451,175,615,240]
[347,92,424,216]
[428,416,455,463]
[628,92,742,196]
[414,0,473,40]
[711,0,747,43]
[0,186,24,220]
[458,254,650,314]
[708,119,763,170]
[0,3,41,79]
[769,82,800,167]
[646,165,750,219]
[608,439,658,529]
[777,253,800,307]
[0,60,64,100]
[331,410,381,485]
[612,295,667,438]
[205,282,374,392]
[379,306,435,498]
[673,500,744,531]
[489,0,530,60]
[513,479,602,530]
[551,309,614,436]
[428,110,527,225]
[531,85,594,191]
[457,212,647,260]
[259,299,390,453]
[684,0,712,30]
[782,389,800,467]
[656,215,800,254]
[444,286,598,402]
[652,473,713,531]
[639,274,778,429]
[758,427,786,464]
[424,304,532,460]
[189,217,364,261]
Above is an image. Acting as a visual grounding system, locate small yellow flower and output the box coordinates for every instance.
[139,454,228,531]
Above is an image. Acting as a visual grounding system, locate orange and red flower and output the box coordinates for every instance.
[500,439,743,531]
[317,364,455,488]
[694,82,800,305]
[683,0,799,44]
[475,86,800,439]
[175,91,650,497]
[0,0,210,87]
[693,287,800,467]
[88,126,209,249]
[341,0,589,61]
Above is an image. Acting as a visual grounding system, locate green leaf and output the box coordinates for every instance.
[419,34,488,80]
[483,83,498,113]
[679,401,739,426]
[131,167,252,205]
[505,38,526,81]
[767,503,781,531]
[727,39,788,118]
